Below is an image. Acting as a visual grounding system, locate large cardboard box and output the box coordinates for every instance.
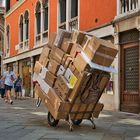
[44,71,57,87]
[39,46,51,66]
[61,41,73,54]
[54,75,73,101]
[34,61,43,74]
[83,36,118,67]
[46,88,70,112]
[45,98,68,120]
[48,59,60,75]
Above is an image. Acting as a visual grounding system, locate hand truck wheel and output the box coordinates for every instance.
[72,119,82,125]
[47,112,59,127]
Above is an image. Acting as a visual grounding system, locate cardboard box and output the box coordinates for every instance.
[83,36,118,67]
[34,61,43,74]
[68,72,90,102]
[56,65,66,76]
[64,68,78,88]
[61,40,73,54]
[46,88,70,111]
[70,43,82,58]
[45,98,68,120]
[48,59,60,75]
[44,71,57,87]
[63,56,73,69]
[39,46,51,66]
[54,30,71,48]
[81,35,91,48]
[71,31,86,45]
[48,33,57,47]
[54,75,73,101]
[53,47,65,64]
[73,53,90,73]
[79,71,110,104]
[35,84,47,101]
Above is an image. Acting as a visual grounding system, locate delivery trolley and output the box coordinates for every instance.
[35,69,111,131]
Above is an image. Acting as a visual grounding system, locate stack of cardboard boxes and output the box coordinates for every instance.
[34,30,118,120]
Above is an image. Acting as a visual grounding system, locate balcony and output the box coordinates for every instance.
[69,16,78,31]
[119,0,139,14]
[58,22,66,30]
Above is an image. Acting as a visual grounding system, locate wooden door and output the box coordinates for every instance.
[120,43,140,113]
[22,65,31,96]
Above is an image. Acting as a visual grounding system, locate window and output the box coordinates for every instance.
[35,2,41,35]
[6,25,10,53]
[6,0,10,12]
[24,11,29,40]
[43,0,48,31]
[71,0,78,18]
[19,15,23,42]
[59,0,66,23]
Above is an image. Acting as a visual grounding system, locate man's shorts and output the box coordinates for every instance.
[5,85,12,91]
[15,86,22,93]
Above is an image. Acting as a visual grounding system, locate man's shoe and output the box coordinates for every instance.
[10,100,13,105]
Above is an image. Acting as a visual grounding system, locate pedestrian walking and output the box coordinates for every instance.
[2,67,16,104]
[0,76,5,98]
[14,74,22,99]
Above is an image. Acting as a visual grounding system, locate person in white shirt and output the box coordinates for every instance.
[2,67,16,104]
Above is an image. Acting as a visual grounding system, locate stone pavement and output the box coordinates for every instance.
[0,98,140,140]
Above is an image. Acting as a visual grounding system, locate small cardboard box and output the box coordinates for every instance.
[54,30,71,48]
[34,61,43,74]
[48,59,60,75]
[53,47,65,64]
[44,71,57,87]
[73,53,90,73]
[35,84,47,101]
[71,31,86,45]
[54,75,73,101]
[61,40,73,54]
[63,56,73,69]
[39,46,51,66]
[70,43,81,58]
[56,65,66,76]
[83,36,118,67]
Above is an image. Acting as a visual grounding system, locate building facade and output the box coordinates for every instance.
[4,0,124,112]
[0,2,5,75]
[114,0,140,113]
